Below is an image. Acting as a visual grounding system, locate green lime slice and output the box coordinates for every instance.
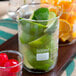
[19,43,33,69]
[45,19,58,34]
[19,19,46,44]
[47,11,57,26]
[49,12,56,19]
[42,11,57,34]
[20,32,33,44]
[28,34,52,55]
[28,34,51,48]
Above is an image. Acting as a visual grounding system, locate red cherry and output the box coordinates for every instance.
[0,53,8,66]
[4,59,20,72]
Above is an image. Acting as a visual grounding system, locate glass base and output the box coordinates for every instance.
[23,56,58,73]
[23,64,56,74]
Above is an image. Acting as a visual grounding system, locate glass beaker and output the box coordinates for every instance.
[17,3,62,73]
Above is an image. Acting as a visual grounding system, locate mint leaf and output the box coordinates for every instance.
[32,8,49,20]
[32,8,49,25]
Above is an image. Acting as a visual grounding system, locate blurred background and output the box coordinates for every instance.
[0,0,76,76]
[0,0,8,19]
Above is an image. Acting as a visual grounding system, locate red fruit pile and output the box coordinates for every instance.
[0,53,8,66]
[0,53,20,76]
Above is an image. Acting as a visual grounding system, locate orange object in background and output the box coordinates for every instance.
[60,12,76,26]
[73,0,76,3]
[59,19,72,42]
[60,12,76,41]
[71,3,76,12]
[68,14,76,25]
[41,0,58,5]
[60,13,69,20]
[58,1,72,12]
[41,0,76,43]
[59,0,76,41]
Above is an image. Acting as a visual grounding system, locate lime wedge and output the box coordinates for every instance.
[19,19,46,33]
[28,34,51,48]
[47,11,57,26]
[19,19,46,44]
[44,11,57,34]
[45,19,58,34]
[20,32,33,44]
[28,34,52,55]
[49,12,56,19]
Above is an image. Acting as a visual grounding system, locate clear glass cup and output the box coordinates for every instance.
[17,3,62,73]
[0,50,23,76]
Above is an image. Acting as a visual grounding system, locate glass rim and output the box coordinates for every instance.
[17,3,63,22]
[0,50,23,69]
